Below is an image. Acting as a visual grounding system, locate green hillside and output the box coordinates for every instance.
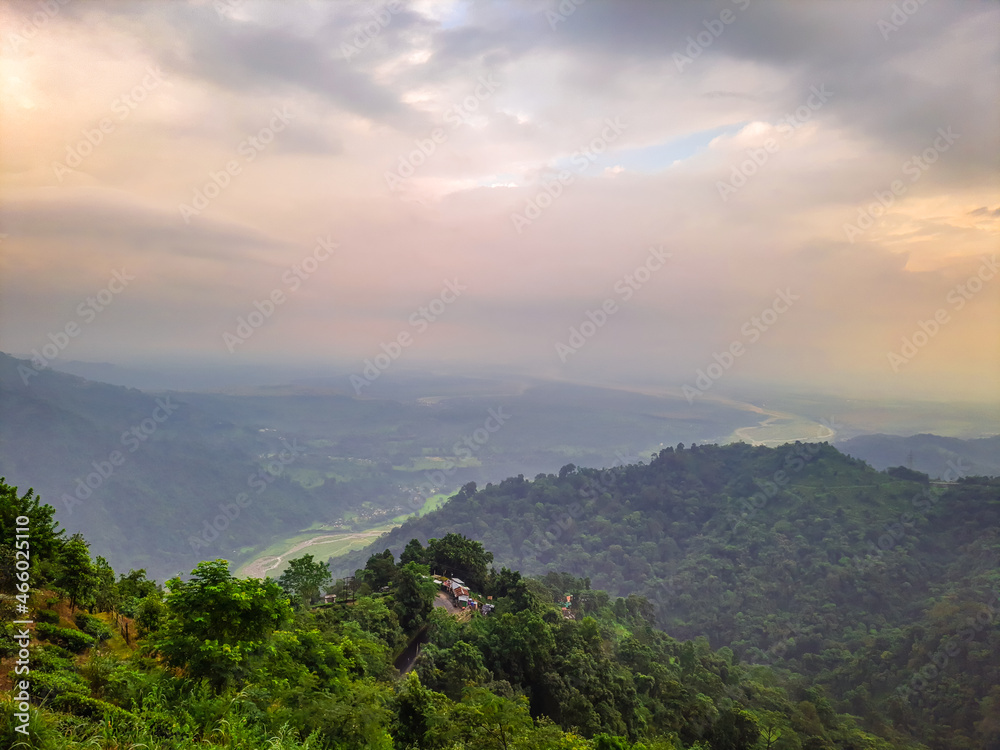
[335,442,1000,749]
[0,477,909,749]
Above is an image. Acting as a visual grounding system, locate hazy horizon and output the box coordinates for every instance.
[2,0,998,404]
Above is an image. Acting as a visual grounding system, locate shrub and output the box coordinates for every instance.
[31,670,89,701]
[74,612,113,642]
[32,643,75,669]
[35,622,96,653]
[51,692,138,729]
[36,609,60,624]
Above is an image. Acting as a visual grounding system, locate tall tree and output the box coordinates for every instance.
[400,538,427,566]
[152,559,291,689]
[91,556,119,613]
[361,549,397,590]
[426,533,493,591]
[0,478,64,588]
[57,533,96,610]
[393,561,436,632]
[277,553,332,607]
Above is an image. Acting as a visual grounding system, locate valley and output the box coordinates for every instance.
[1,354,998,749]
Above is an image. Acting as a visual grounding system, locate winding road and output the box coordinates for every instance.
[241,529,387,579]
[731,409,836,447]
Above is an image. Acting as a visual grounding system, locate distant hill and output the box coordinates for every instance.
[336,443,1000,749]
[0,353,359,580]
[838,432,1000,478]
[0,353,765,579]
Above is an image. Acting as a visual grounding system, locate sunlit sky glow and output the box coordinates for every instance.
[1,0,998,401]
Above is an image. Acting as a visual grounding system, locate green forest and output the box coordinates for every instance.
[333,442,1000,749]
[0,474,925,750]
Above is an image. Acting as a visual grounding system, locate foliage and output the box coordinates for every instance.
[340,443,999,749]
[424,532,495,591]
[74,611,113,642]
[35,622,97,652]
[150,559,292,689]
[277,553,332,607]
[0,477,64,589]
[392,560,437,632]
[2,472,982,749]
[56,533,97,610]
[35,608,60,624]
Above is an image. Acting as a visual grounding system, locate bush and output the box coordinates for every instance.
[36,609,60,624]
[31,670,89,700]
[32,643,75,669]
[35,622,96,653]
[51,692,138,729]
[74,612,113,642]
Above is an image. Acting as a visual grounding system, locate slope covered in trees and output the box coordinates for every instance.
[336,442,1000,749]
[1,477,912,748]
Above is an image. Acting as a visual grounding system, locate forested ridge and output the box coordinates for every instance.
[0,476,917,749]
[336,442,1000,749]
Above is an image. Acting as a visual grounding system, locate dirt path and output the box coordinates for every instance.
[241,530,386,579]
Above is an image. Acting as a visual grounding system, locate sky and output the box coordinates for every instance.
[1,0,998,403]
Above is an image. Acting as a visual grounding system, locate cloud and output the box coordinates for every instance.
[0,0,997,402]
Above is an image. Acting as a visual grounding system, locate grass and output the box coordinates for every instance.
[392,491,451,522]
[284,468,332,489]
[395,457,482,472]
[420,492,450,514]
[262,533,387,576]
[235,490,458,578]
[234,520,401,578]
